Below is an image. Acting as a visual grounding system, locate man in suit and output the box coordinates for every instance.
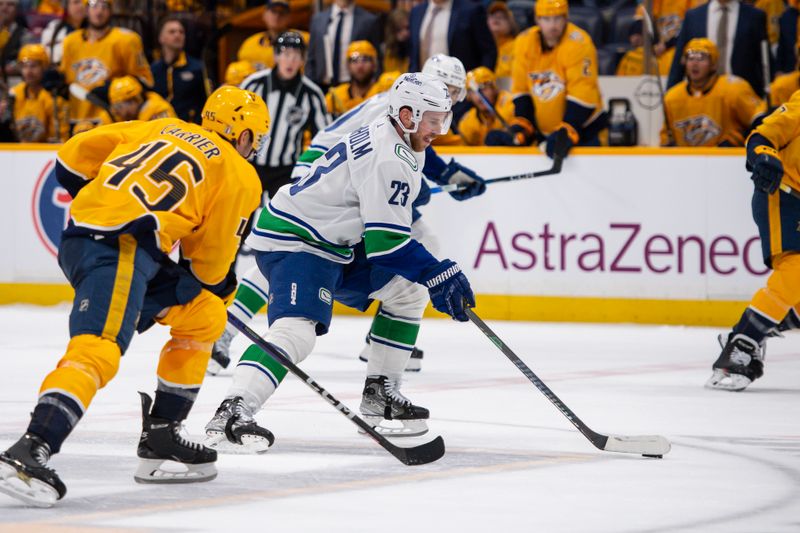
[408,0,497,74]
[666,0,772,98]
[305,0,382,92]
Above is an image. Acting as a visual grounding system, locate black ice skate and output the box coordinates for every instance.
[705,333,765,392]
[360,376,429,437]
[204,396,274,454]
[135,392,217,484]
[358,342,425,372]
[0,433,66,507]
[207,330,233,376]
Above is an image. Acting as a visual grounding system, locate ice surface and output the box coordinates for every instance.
[1,304,799,532]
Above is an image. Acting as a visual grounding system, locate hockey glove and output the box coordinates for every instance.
[545,124,578,160]
[439,159,487,201]
[751,146,783,194]
[421,259,475,322]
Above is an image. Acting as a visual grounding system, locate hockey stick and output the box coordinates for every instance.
[429,133,567,194]
[226,313,446,466]
[465,308,671,457]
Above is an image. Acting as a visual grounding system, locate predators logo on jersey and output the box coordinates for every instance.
[73,58,110,87]
[15,116,46,142]
[529,71,564,102]
[674,115,722,145]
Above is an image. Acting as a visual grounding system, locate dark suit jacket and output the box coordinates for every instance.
[776,7,798,74]
[666,2,772,98]
[408,0,497,73]
[305,5,382,87]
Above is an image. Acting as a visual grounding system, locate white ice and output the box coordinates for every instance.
[1,304,799,533]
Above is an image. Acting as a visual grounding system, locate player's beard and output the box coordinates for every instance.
[88,17,110,32]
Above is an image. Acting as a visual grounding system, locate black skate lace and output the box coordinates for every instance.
[383,378,412,407]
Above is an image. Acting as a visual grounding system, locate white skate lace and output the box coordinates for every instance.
[231,398,256,423]
[383,378,412,407]
[31,443,50,467]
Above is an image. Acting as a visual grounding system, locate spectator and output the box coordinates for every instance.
[224,60,256,86]
[409,0,496,73]
[326,40,377,117]
[108,75,176,122]
[60,0,153,134]
[667,0,772,98]
[661,38,766,146]
[383,8,410,73]
[486,1,517,82]
[9,44,67,142]
[306,0,382,92]
[237,0,309,71]
[40,0,87,66]
[151,16,209,124]
[501,0,603,158]
[0,0,33,79]
[460,66,517,146]
[616,20,675,76]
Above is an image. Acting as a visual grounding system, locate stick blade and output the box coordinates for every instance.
[389,435,446,466]
[602,435,671,456]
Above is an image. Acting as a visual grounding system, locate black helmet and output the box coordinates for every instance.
[274,31,306,54]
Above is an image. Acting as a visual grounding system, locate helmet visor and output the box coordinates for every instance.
[420,110,453,136]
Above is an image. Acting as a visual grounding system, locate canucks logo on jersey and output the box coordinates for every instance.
[529,71,564,102]
[675,115,722,146]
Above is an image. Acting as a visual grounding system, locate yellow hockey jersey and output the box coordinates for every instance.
[661,75,766,146]
[754,90,800,192]
[11,83,68,142]
[137,92,177,121]
[237,29,310,71]
[494,36,514,80]
[61,28,153,123]
[755,0,782,45]
[56,118,261,286]
[635,0,692,44]
[457,90,517,146]
[616,47,675,76]
[769,72,799,108]
[511,23,602,136]
[326,83,369,116]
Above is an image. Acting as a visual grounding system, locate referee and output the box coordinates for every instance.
[241,31,330,198]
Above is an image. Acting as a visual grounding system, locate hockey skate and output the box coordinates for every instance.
[207,329,233,375]
[0,433,66,507]
[135,392,217,484]
[360,376,429,437]
[358,342,425,372]
[705,333,765,392]
[204,396,274,454]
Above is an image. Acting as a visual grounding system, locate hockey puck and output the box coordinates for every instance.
[642,454,663,459]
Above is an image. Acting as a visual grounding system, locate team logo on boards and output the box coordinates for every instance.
[32,160,71,257]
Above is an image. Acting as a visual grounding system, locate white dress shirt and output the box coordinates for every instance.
[419,0,452,61]
[324,3,355,84]
[706,0,739,75]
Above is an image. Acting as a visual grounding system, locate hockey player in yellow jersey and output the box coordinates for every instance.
[237,0,309,70]
[661,39,766,146]
[10,44,67,142]
[460,66,524,146]
[109,75,176,122]
[365,70,401,98]
[615,20,675,77]
[0,86,267,507]
[326,40,378,117]
[224,60,256,86]
[506,0,605,158]
[707,90,800,391]
[60,0,152,131]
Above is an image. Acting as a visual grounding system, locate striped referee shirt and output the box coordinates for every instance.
[241,69,330,168]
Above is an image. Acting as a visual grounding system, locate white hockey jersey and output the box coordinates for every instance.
[247,117,440,282]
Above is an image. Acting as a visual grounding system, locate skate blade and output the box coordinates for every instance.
[134,458,217,484]
[0,461,59,508]
[204,431,272,455]
[360,415,429,437]
[705,370,752,392]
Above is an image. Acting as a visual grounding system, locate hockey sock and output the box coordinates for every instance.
[778,307,800,332]
[366,308,420,379]
[731,307,779,345]
[230,265,269,324]
[27,392,84,454]
[226,344,289,412]
[151,389,195,421]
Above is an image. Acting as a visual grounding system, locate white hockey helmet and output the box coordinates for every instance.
[422,54,467,103]
[387,72,453,135]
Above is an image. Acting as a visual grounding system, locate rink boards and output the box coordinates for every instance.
[0,145,763,326]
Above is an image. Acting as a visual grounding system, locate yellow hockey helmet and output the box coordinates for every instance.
[684,38,719,67]
[224,60,257,86]
[466,66,496,91]
[372,70,400,94]
[535,0,568,17]
[18,44,50,68]
[109,76,143,104]
[346,40,377,61]
[202,85,270,152]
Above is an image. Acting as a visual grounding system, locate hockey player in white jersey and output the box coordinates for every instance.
[208,55,485,375]
[204,73,475,450]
